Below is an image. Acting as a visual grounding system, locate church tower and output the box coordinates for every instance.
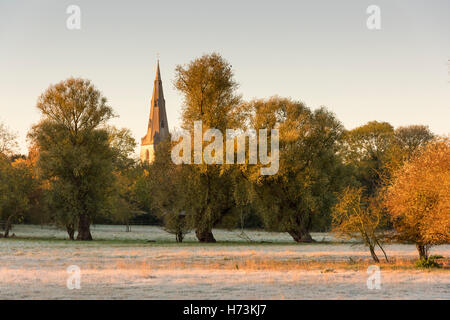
[140,61,169,163]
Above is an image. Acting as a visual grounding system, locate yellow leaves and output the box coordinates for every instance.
[332,187,382,237]
[385,138,450,245]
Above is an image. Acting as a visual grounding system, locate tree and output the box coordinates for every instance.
[393,125,434,159]
[162,211,190,243]
[173,53,242,242]
[28,78,116,240]
[342,121,394,196]
[385,125,436,174]
[134,139,192,242]
[384,138,450,260]
[332,187,389,263]
[175,52,241,132]
[0,121,18,156]
[0,157,35,237]
[106,126,140,232]
[108,127,138,171]
[0,127,37,237]
[241,97,348,242]
[382,125,435,186]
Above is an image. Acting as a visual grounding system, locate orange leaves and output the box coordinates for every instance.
[385,138,450,245]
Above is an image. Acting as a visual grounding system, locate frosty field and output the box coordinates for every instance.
[0,224,449,299]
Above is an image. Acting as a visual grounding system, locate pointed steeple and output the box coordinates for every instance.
[150,60,164,115]
[155,59,161,81]
[140,60,170,162]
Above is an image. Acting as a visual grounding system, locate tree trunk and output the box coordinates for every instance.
[3,215,14,238]
[195,228,216,243]
[176,231,184,243]
[76,214,93,241]
[4,224,10,238]
[286,209,314,243]
[369,245,380,263]
[287,229,315,243]
[66,224,75,240]
[375,239,389,263]
[416,244,429,260]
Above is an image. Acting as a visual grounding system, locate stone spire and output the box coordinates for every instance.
[140,60,169,163]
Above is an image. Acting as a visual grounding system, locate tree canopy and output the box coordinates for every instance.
[29,78,124,240]
[385,138,449,259]
[172,53,242,242]
[240,97,348,241]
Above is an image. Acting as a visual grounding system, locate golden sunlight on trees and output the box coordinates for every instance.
[29,78,119,240]
[174,52,242,132]
[393,125,434,159]
[0,158,36,238]
[386,125,435,173]
[332,187,389,263]
[2,53,447,254]
[342,121,394,196]
[241,97,349,242]
[384,138,450,260]
[0,126,37,238]
[173,53,242,242]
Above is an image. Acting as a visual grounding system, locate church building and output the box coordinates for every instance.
[140,61,169,163]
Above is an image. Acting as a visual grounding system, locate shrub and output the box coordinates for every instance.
[415,255,443,269]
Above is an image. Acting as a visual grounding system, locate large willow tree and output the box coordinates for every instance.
[29,78,116,240]
[173,53,242,242]
[241,97,349,242]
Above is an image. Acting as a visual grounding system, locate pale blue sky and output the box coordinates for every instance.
[1,0,449,154]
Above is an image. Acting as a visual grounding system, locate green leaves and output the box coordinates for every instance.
[29,78,122,240]
[36,78,114,138]
[174,52,242,132]
[0,157,35,236]
[242,97,347,240]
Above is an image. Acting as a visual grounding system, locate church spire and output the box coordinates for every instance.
[140,60,170,163]
[155,59,161,81]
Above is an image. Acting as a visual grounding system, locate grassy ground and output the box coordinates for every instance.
[3,224,339,243]
[0,224,449,299]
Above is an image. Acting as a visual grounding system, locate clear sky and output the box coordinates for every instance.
[1,0,449,154]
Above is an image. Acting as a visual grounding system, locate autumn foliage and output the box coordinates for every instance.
[332,187,388,262]
[384,138,450,259]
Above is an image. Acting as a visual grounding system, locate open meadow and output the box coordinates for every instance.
[0,224,449,299]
